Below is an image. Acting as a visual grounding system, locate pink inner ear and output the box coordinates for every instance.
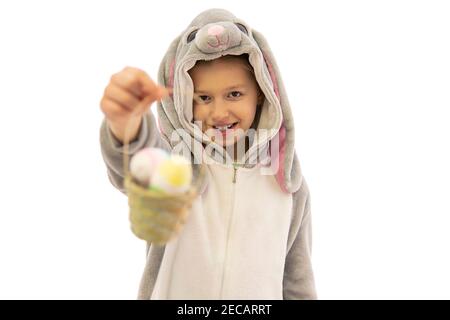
[275,125,288,193]
[159,58,176,135]
[263,52,289,193]
[262,52,280,99]
[269,124,288,193]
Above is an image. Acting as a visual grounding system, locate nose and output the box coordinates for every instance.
[194,22,242,54]
[210,101,230,123]
[207,25,225,36]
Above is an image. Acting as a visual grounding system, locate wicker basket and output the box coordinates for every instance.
[124,172,201,244]
[122,116,204,245]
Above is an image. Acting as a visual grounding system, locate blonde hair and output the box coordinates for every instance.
[194,54,255,77]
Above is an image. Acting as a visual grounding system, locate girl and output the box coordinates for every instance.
[100,8,316,300]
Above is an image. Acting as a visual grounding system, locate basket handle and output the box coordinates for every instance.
[123,96,153,177]
[121,99,206,196]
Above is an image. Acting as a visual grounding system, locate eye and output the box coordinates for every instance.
[187,29,198,43]
[198,95,211,102]
[235,23,248,35]
[228,91,242,98]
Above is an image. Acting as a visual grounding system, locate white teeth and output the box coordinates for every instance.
[214,123,234,130]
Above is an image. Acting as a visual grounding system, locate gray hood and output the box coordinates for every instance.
[156,8,303,193]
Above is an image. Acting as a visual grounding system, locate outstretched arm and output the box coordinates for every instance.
[99,66,171,193]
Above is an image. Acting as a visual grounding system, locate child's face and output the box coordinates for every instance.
[190,57,262,147]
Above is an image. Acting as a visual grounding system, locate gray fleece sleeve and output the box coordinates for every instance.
[99,112,170,194]
[283,179,317,299]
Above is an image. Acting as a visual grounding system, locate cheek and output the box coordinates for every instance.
[193,106,211,133]
[243,105,258,123]
[193,105,206,121]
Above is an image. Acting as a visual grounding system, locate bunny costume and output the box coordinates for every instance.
[100,8,316,299]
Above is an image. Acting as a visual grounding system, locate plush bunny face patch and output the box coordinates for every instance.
[188,21,247,54]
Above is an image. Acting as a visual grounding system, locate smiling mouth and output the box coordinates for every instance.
[212,122,239,131]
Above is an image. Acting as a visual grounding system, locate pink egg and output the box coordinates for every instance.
[130,148,169,186]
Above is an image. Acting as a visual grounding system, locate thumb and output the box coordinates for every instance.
[155,86,172,100]
[134,95,155,116]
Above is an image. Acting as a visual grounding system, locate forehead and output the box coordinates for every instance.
[189,57,255,87]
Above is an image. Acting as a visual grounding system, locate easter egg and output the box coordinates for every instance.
[151,154,193,194]
[130,147,168,186]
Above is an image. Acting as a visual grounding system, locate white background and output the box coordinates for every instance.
[0,0,449,299]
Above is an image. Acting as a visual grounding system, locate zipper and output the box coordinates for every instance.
[220,163,239,298]
[232,162,243,183]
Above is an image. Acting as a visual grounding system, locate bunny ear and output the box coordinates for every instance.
[156,35,209,195]
[158,35,181,89]
[252,29,303,193]
[156,35,181,141]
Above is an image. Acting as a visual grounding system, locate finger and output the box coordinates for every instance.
[104,83,141,111]
[138,75,171,101]
[100,97,127,121]
[112,67,148,98]
[136,71,159,96]
[134,95,155,116]
[111,73,142,98]
[132,87,171,115]
[155,86,172,100]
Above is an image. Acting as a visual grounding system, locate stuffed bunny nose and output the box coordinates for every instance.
[194,23,242,54]
[207,25,225,36]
